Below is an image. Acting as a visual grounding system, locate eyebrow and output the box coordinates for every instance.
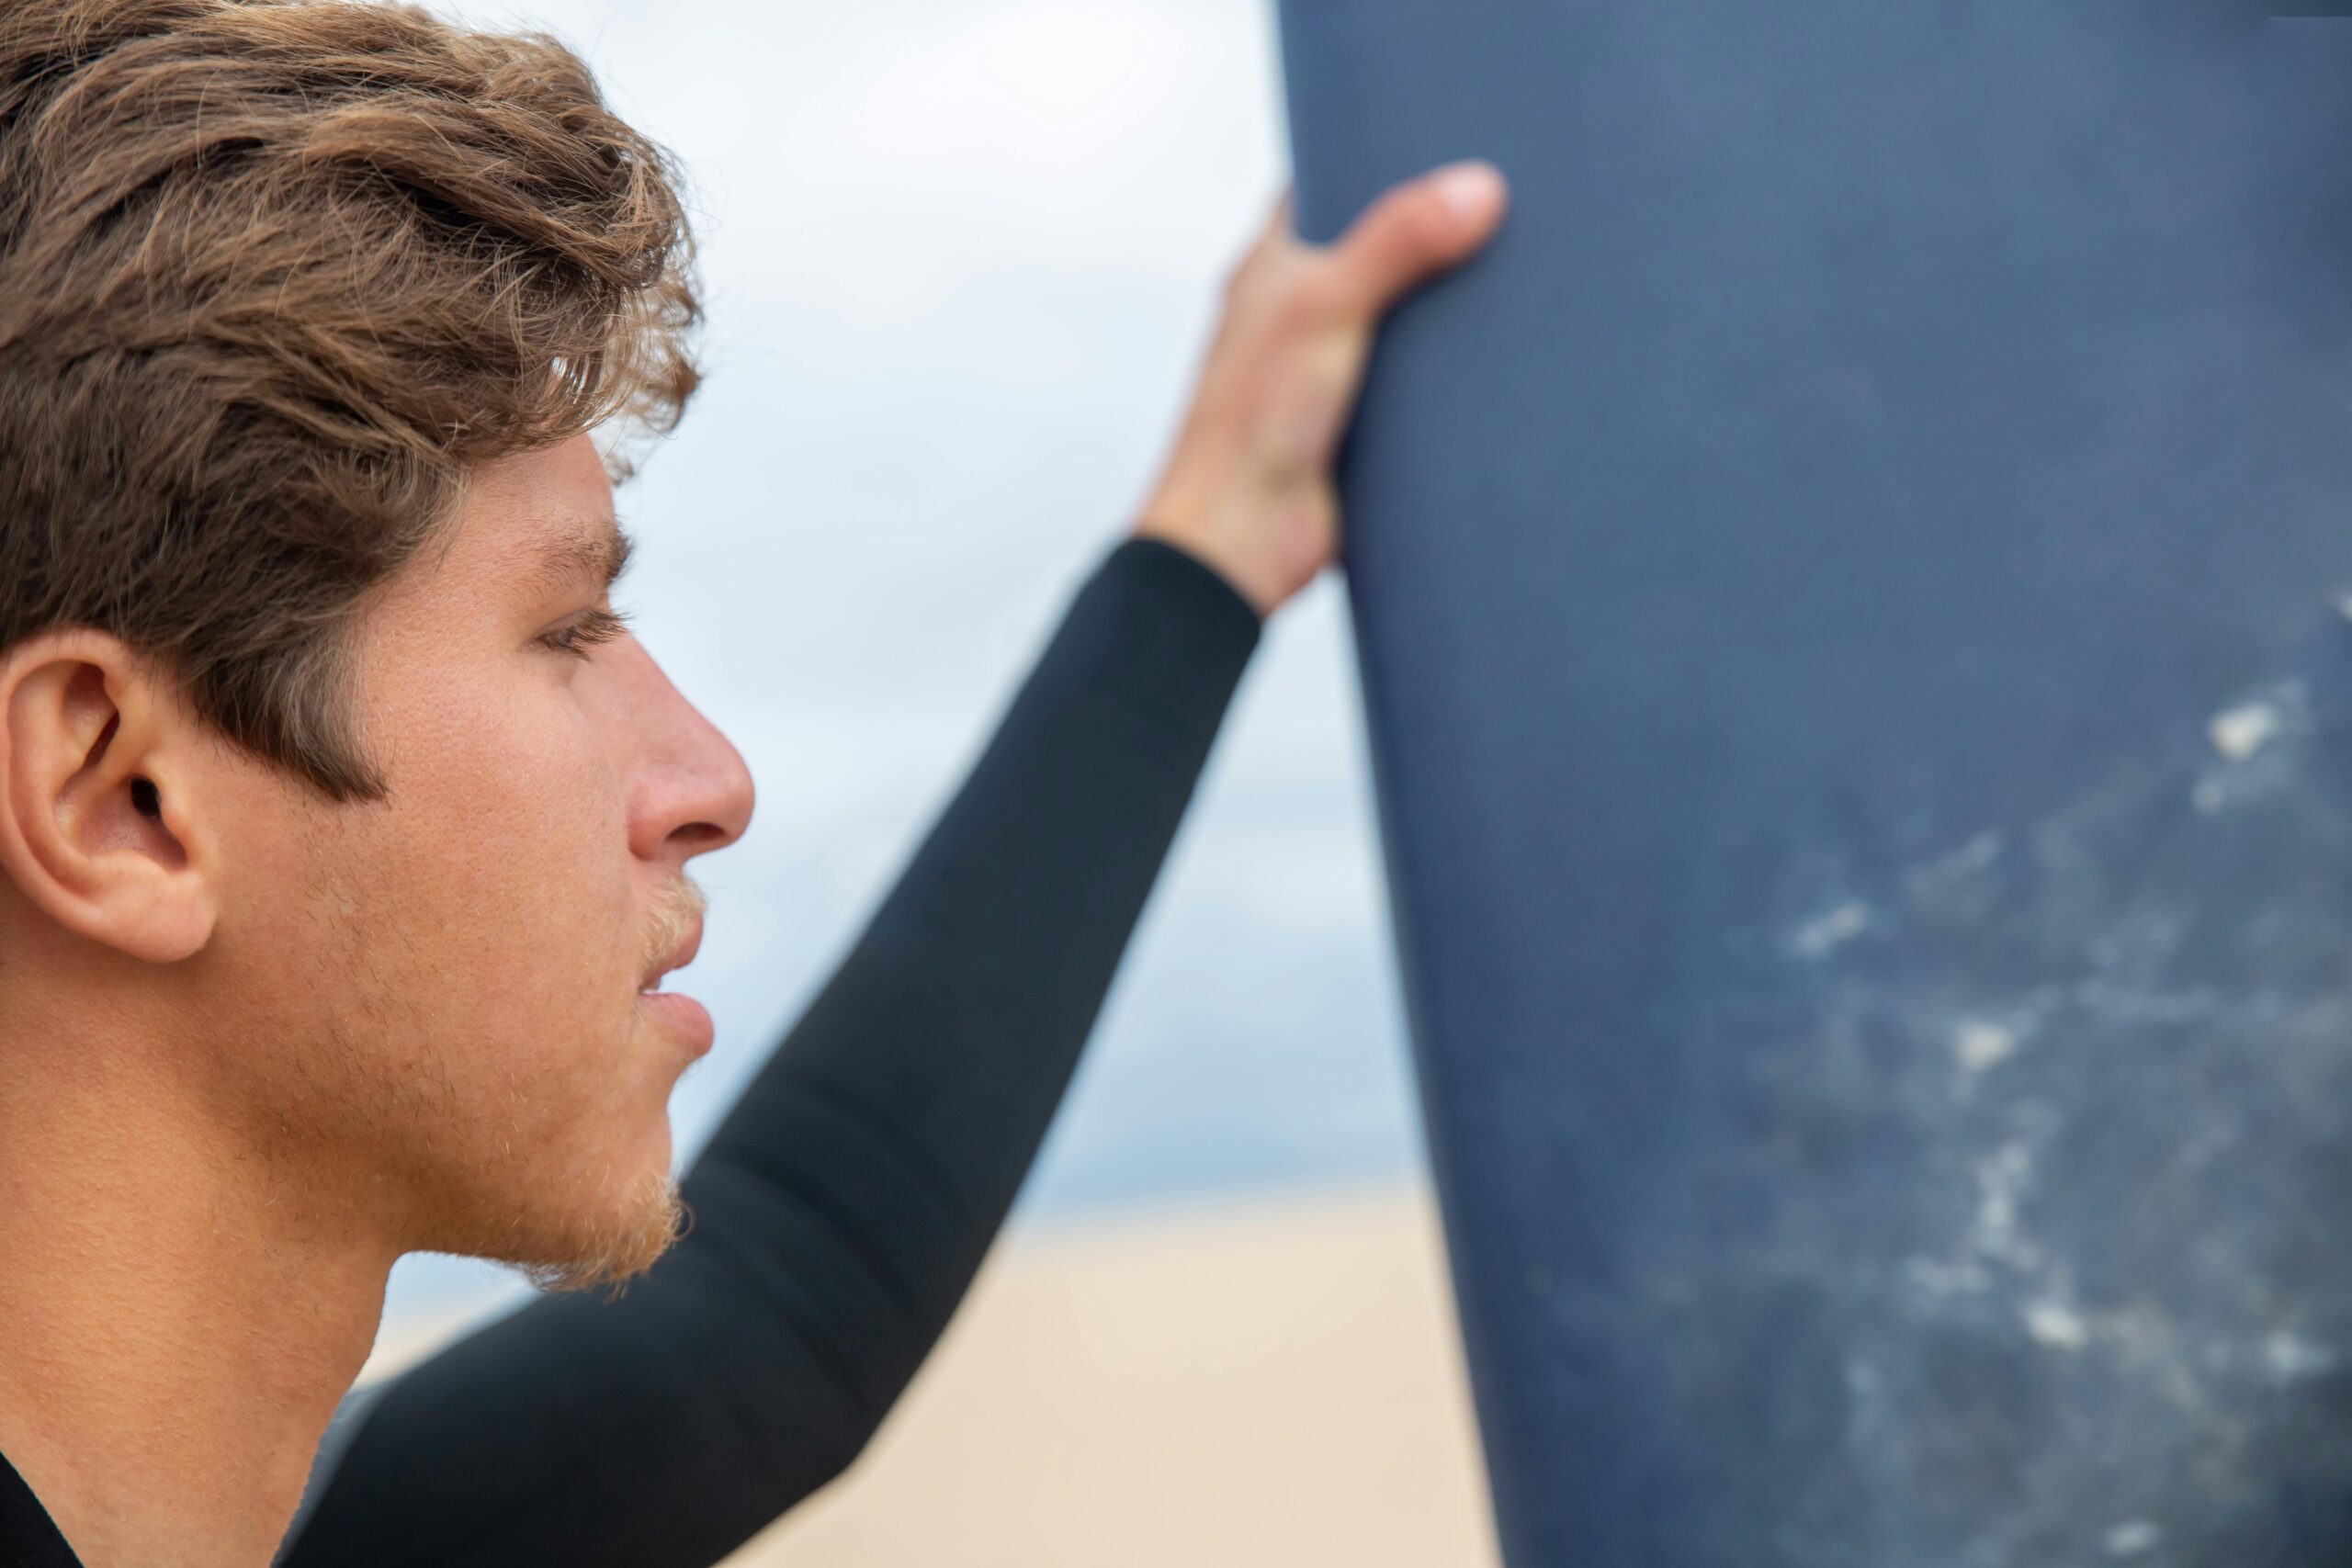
[524,515,636,598]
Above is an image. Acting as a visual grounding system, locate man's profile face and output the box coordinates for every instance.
[198,433,754,1288]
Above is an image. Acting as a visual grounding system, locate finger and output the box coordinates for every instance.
[1323,159,1508,317]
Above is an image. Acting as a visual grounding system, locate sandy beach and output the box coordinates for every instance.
[366,1181,1499,1567]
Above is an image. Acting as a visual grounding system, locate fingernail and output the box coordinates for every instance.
[1434,161,1505,219]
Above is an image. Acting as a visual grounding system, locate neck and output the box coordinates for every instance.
[0,988,398,1568]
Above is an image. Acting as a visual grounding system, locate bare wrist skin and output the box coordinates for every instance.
[1131,162,1510,622]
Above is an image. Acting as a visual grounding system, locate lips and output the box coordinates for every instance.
[638,917,714,1057]
[637,987,715,1058]
[639,918,704,994]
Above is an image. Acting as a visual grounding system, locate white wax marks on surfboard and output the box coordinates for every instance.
[1781,832,2007,964]
[1951,1018,2024,1093]
[2194,680,2311,815]
[2207,700,2282,762]
[1721,623,2352,1496]
[1785,899,1871,959]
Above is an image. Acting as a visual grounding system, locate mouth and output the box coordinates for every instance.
[637,917,713,1058]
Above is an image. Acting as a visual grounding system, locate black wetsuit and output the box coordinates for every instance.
[0,535,1263,1567]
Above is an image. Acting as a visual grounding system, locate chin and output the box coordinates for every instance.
[514,1164,690,1294]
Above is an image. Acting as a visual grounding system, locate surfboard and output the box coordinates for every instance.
[1277,7,2352,1562]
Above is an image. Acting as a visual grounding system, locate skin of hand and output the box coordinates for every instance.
[1131,160,1510,620]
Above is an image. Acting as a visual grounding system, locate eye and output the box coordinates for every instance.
[540,604,633,660]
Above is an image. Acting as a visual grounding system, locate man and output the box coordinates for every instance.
[0,1,1508,1562]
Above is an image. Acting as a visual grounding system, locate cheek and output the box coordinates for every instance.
[390,688,637,1055]
[282,660,651,1161]
[192,680,641,1178]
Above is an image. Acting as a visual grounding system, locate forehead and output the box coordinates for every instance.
[435,434,628,595]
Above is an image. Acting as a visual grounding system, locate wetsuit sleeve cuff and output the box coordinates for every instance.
[1078,534,1265,739]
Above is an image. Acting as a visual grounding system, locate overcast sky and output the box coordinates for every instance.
[387,0,1428,1325]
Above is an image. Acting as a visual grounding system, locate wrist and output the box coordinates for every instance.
[1127,517,1282,621]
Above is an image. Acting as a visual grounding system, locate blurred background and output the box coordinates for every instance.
[368,0,1496,1562]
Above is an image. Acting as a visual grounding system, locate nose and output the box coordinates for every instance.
[605,638,755,868]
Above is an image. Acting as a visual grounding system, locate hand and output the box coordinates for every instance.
[1131,160,1510,619]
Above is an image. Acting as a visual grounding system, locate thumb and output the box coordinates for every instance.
[1324,159,1509,318]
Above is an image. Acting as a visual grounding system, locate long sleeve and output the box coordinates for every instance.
[277,535,1265,1568]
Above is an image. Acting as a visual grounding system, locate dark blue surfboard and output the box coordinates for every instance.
[1276,6,2352,1563]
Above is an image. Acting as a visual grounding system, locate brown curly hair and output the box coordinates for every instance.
[0,0,702,799]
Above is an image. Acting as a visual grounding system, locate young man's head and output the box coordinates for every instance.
[0,0,753,1289]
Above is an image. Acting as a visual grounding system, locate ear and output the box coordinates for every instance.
[0,631,218,964]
